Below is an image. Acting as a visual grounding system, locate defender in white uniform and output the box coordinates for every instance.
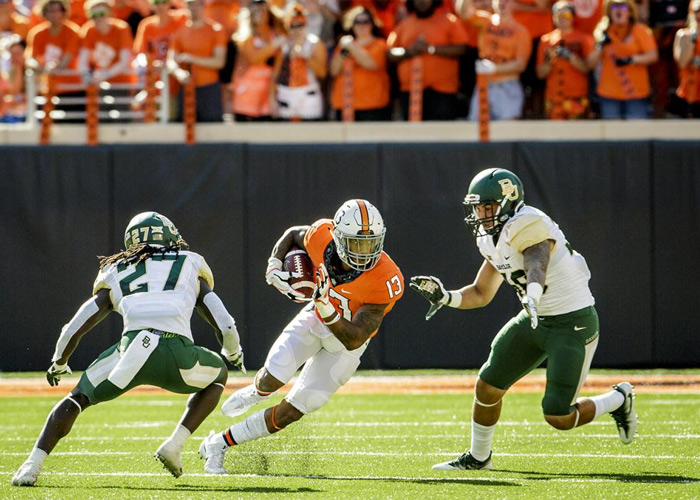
[411,168,638,471]
[11,212,245,487]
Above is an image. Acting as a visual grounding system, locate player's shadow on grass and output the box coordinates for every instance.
[43,484,321,494]
[264,473,520,488]
[493,469,699,484]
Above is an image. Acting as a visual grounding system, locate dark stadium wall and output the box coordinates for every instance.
[1,141,698,372]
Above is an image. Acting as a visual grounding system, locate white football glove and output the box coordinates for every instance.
[46,361,72,387]
[265,257,305,301]
[313,264,339,324]
[475,59,496,75]
[221,347,246,374]
[409,275,449,321]
[521,295,539,329]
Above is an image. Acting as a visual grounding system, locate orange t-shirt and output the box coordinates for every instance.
[388,11,470,94]
[572,0,603,34]
[26,21,82,91]
[330,38,389,111]
[537,28,593,100]
[513,0,553,39]
[171,20,226,87]
[133,11,188,60]
[303,219,403,336]
[81,18,135,83]
[596,23,657,100]
[469,12,532,82]
[676,31,700,104]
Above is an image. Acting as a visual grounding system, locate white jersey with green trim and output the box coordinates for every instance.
[92,250,214,341]
[476,205,595,316]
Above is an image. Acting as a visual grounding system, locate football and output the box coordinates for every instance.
[283,246,316,302]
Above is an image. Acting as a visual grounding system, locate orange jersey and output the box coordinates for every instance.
[203,0,239,37]
[171,20,226,87]
[81,18,135,83]
[26,21,82,91]
[596,23,656,100]
[2,11,30,40]
[676,30,700,104]
[330,37,390,111]
[133,11,188,60]
[388,11,470,94]
[469,12,532,82]
[537,28,593,100]
[303,219,403,337]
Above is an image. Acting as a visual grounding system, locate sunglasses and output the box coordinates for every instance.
[610,3,629,10]
[354,18,371,25]
[89,9,108,18]
[152,0,170,5]
[290,22,305,28]
[556,10,573,18]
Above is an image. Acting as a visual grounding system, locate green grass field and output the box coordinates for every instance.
[1,373,699,500]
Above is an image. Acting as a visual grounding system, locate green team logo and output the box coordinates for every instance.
[499,179,519,201]
[142,336,151,348]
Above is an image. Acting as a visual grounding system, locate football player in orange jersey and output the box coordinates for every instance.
[198,199,404,474]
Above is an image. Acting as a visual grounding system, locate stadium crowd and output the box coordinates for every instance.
[0,0,698,123]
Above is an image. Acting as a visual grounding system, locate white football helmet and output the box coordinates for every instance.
[332,199,386,272]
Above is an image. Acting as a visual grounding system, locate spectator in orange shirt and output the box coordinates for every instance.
[536,0,594,118]
[168,0,226,121]
[231,0,284,121]
[272,2,327,120]
[512,0,553,118]
[341,0,407,37]
[588,0,658,118]
[673,0,700,116]
[330,6,390,120]
[78,0,135,85]
[0,35,26,121]
[387,0,469,121]
[0,0,30,41]
[26,0,83,119]
[456,0,532,120]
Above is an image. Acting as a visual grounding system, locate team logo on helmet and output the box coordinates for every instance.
[498,179,520,201]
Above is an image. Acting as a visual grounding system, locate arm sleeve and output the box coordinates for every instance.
[199,257,215,290]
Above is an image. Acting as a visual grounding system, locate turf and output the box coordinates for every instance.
[1,378,699,500]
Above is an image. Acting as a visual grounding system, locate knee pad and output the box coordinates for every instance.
[541,394,574,417]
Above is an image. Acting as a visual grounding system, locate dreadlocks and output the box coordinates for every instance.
[98,236,189,270]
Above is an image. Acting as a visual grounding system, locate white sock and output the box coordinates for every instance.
[228,409,270,446]
[167,424,191,448]
[470,421,495,462]
[590,390,625,420]
[27,447,48,465]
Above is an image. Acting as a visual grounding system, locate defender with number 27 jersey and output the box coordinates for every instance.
[93,250,214,341]
[304,219,403,335]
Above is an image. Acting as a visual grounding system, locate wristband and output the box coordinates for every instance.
[526,282,543,304]
[323,311,341,325]
[51,361,68,371]
[315,299,336,319]
[446,291,462,308]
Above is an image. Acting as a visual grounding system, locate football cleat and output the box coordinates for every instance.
[610,382,637,445]
[198,431,228,474]
[221,384,268,417]
[11,461,42,486]
[155,439,183,478]
[432,451,493,471]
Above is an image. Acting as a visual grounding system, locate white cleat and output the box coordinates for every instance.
[221,385,268,417]
[198,431,228,474]
[432,451,493,471]
[11,461,42,486]
[611,382,637,445]
[155,439,183,478]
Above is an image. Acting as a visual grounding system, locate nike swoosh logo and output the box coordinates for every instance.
[504,255,511,260]
[574,326,586,331]
[341,288,351,294]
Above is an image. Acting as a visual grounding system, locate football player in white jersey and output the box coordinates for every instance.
[411,168,638,471]
[11,212,245,487]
